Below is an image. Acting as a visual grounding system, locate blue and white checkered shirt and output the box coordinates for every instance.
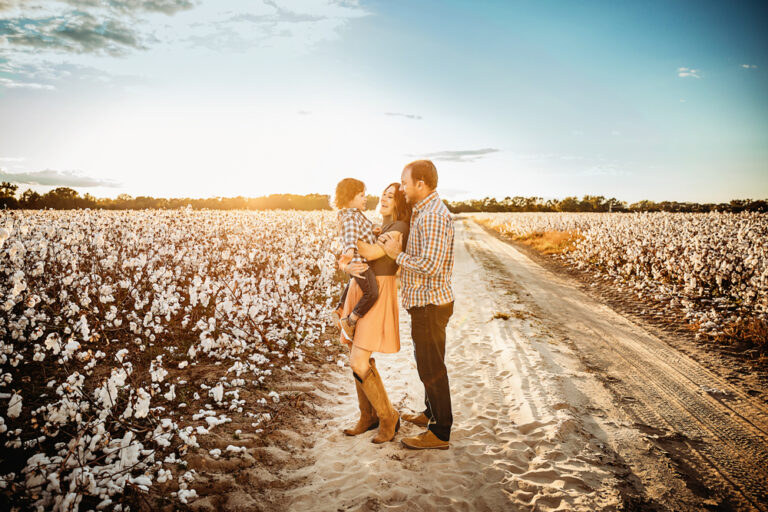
[337,208,376,264]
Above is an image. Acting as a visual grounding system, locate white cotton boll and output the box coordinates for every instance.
[7,393,22,418]
[60,492,81,511]
[8,241,24,259]
[208,448,221,459]
[178,489,198,504]
[96,498,113,510]
[134,388,151,418]
[164,385,176,401]
[205,415,230,428]
[156,468,172,484]
[130,475,153,489]
[45,333,61,355]
[268,391,279,403]
[178,361,188,369]
[226,445,246,454]
[115,349,129,363]
[211,383,224,403]
[62,340,80,358]
[118,431,140,470]
[150,359,168,383]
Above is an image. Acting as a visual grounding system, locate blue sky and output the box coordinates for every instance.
[0,0,766,203]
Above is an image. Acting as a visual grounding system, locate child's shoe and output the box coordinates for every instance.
[340,317,356,341]
[330,307,343,328]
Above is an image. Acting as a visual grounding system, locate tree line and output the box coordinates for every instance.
[445,195,768,213]
[1,183,765,213]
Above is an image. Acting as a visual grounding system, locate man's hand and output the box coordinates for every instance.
[378,231,403,260]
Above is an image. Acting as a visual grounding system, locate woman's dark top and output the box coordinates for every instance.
[370,217,409,276]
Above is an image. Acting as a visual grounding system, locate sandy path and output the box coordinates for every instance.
[281,218,768,511]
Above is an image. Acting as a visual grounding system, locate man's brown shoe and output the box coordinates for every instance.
[339,317,356,341]
[402,411,430,428]
[401,430,449,450]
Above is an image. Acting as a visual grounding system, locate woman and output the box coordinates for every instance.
[337,182,411,443]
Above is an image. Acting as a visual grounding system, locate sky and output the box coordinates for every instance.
[0,0,766,203]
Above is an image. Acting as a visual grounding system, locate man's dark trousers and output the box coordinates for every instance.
[407,301,454,441]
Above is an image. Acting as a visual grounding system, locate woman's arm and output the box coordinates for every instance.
[356,239,386,261]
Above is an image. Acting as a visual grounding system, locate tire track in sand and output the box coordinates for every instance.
[463,218,768,511]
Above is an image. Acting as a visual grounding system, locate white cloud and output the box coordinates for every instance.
[0,168,121,187]
[0,0,371,88]
[0,76,55,89]
[582,165,633,177]
[182,0,370,54]
[385,112,422,120]
[410,148,499,163]
[741,64,758,69]
[677,66,701,79]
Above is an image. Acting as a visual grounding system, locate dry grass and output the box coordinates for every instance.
[492,310,531,321]
[715,317,768,350]
[473,218,582,254]
[515,230,584,254]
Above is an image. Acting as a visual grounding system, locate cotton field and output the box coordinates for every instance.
[473,212,768,342]
[0,209,345,511]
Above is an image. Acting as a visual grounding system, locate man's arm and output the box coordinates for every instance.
[395,213,451,277]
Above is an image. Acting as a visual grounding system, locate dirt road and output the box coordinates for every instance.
[281,218,768,511]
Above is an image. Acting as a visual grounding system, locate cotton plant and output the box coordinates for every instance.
[475,211,768,338]
[0,209,346,510]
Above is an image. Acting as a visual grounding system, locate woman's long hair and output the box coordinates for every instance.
[384,182,412,224]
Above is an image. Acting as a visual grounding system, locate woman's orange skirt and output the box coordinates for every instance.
[339,275,400,353]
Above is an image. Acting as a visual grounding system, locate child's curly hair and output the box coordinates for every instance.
[331,178,365,210]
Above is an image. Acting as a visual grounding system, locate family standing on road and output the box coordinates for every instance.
[331,160,456,450]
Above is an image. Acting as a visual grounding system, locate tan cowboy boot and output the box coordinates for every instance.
[343,376,379,436]
[359,358,400,444]
[401,430,450,450]
[402,411,430,427]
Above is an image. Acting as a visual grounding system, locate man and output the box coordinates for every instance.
[379,159,455,450]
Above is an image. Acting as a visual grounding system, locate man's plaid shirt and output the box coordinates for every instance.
[395,190,455,309]
[337,208,376,264]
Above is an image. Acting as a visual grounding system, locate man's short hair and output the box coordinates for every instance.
[405,160,438,190]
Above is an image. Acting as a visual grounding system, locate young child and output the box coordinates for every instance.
[331,178,379,341]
